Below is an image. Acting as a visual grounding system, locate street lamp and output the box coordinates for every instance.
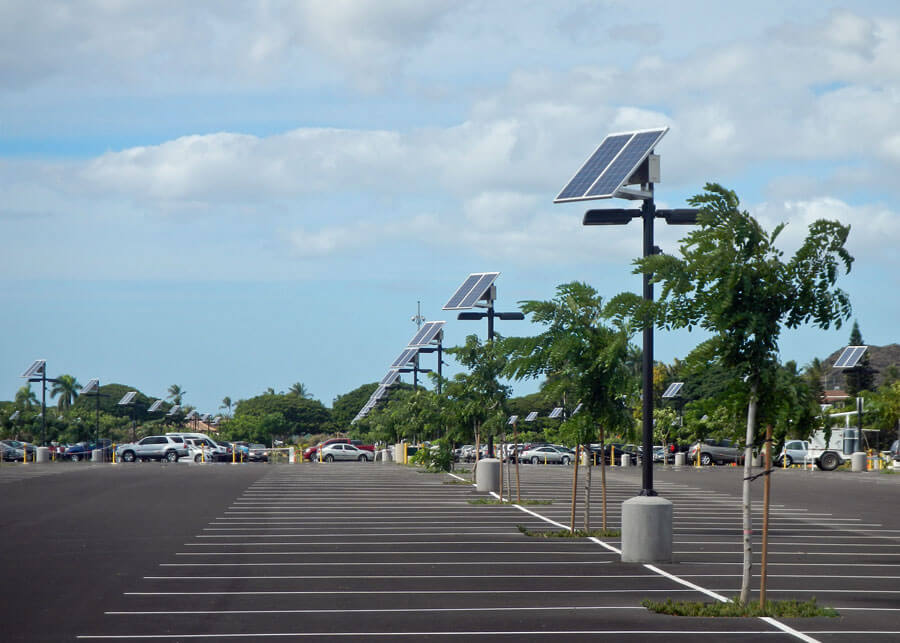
[21,359,61,446]
[555,127,698,563]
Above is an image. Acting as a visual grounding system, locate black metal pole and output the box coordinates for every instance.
[437,342,443,396]
[641,195,656,496]
[487,301,495,458]
[41,369,47,446]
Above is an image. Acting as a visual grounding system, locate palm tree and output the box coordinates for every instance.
[289,382,313,399]
[51,374,81,412]
[220,396,233,416]
[167,384,185,406]
[15,385,38,410]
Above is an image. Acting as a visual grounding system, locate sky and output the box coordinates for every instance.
[3,1,900,414]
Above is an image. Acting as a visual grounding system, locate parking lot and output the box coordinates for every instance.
[0,460,898,641]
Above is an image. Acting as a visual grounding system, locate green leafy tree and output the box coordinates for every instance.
[15,385,38,411]
[233,393,330,439]
[50,374,81,412]
[220,396,233,417]
[844,321,876,396]
[504,281,635,530]
[167,384,185,406]
[444,334,511,457]
[289,382,313,399]
[333,383,379,429]
[620,183,853,604]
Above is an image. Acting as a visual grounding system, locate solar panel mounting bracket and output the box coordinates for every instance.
[614,186,653,200]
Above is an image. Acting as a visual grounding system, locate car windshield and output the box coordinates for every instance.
[251,444,265,449]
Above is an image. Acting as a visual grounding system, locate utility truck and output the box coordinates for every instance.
[776,427,859,471]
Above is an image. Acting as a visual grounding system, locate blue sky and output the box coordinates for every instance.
[3,1,900,414]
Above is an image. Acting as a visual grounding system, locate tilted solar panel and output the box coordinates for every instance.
[834,346,867,368]
[148,400,164,412]
[117,391,137,405]
[81,379,99,395]
[555,134,632,201]
[443,272,500,310]
[548,407,563,419]
[166,404,181,416]
[586,129,666,198]
[408,321,446,347]
[525,411,539,422]
[390,347,419,369]
[21,359,46,378]
[507,415,519,424]
[662,382,684,398]
[381,371,400,387]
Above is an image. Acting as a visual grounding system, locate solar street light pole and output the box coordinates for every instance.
[640,196,656,495]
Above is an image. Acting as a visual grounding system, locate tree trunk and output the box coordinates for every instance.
[570,444,579,532]
[599,425,606,531]
[513,421,521,504]
[584,444,593,533]
[740,381,759,605]
[760,423,773,610]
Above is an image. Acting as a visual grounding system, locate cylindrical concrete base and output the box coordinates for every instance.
[751,454,761,467]
[674,452,686,467]
[620,454,631,467]
[475,458,500,493]
[621,495,673,563]
[36,447,49,463]
[581,450,590,466]
[288,447,296,464]
[851,452,867,472]
[381,449,393,463]
[91,449,104,463]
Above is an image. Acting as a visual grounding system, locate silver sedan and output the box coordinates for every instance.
[319,443,372,462]
[520,445,574,465]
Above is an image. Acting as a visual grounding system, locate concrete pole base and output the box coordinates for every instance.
[621,495,673,563]
[475,458,500,493]
[751,454,761,467]
[36,447,49,463]
[620,454,631,467]
[851,452,867,472]
[91,449,104,463]
[674,452,686,467]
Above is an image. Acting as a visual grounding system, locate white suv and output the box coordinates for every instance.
[117,436,188,462]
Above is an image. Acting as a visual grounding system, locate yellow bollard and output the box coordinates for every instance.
[232,447,236,464]
[112,445,116,464]
[403,443,408,464]
[611,445,616,467]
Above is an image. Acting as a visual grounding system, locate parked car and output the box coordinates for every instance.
[890,440,900,462]
[688,439,744,466]
[116,436,189,462]
[319,443,372,462]
[248,444,269,462]
[520,445,575,465]
[180,438,216,463]
[775,439,810,467]
[0,439,30,461]
[63,439,112,461]
[586,443,639,465]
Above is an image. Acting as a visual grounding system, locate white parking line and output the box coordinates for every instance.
[125,589,702,596]
[107,606,648,615]
[76,630,790,639]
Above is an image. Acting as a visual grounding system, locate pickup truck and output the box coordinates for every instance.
[774,430,852,471]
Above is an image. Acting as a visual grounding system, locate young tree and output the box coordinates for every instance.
[289,382,314,399]
[619,183,853,604]
[504,282,635,530]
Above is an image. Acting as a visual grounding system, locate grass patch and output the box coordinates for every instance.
[516,524,620,538]
[442,478,473,485]
[641,597,838,618]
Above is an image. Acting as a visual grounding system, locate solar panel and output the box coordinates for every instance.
[371,386,387,401]
[548,407,563,419]
[81,379,99,395]
[185,410,199,420]
[662,382,684,398]
[9,410,19,421]
[148,400,164,413]
[381,371,401,387]
[408,321,446,347]
[390,347,419,369]
[507,415,519,424]
[200,414,211,422]
[212,416,222,425]
[554,128,668,202]
[525,411,538,422]
[21,359,46,378]
[443,272,500,310]
[572,402,583,415]
[117,391,137,406]
[834,346,868,369]
[166,404,181,416]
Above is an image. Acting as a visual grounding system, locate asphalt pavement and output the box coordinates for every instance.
[0,458,897,641]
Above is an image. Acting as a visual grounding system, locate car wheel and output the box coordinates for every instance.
[325,454,334,462]
[561,456,570,465]
[194,454,202,463]
[818,452,840,471]
[70,454,81,462]
[122,450,135,463]
[783,455,793,467]
[531,456,539,465]
[165,450,178,462]
[358,455,367,462]
[700,453,713,466]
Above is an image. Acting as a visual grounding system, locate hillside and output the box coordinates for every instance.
[822,343,900,391]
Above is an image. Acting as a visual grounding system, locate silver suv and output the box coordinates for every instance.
[688,439,744,466]
[117,436,188,462]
